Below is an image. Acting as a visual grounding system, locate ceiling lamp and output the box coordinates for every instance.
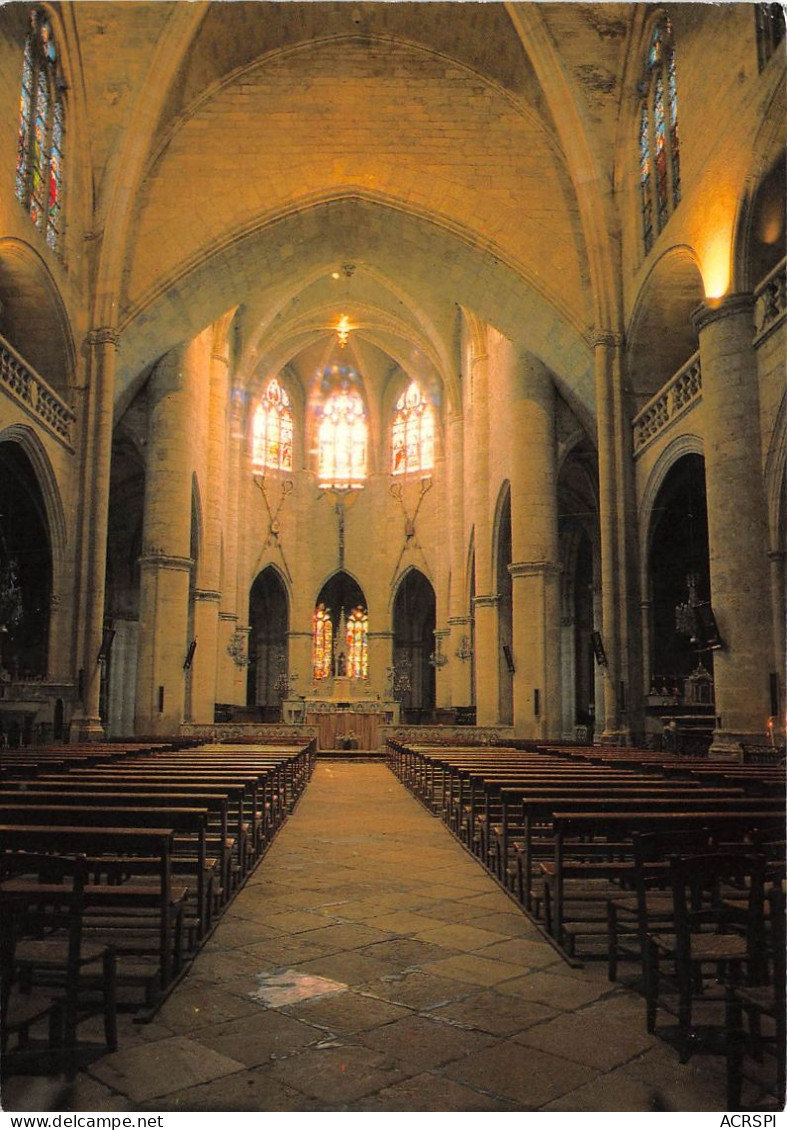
[336,313,354,347]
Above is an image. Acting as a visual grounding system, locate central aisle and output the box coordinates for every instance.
[68,763,727,1112]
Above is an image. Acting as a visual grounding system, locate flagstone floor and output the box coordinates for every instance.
[4,762,746,1112]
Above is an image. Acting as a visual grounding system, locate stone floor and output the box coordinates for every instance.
[2,761,759,1112]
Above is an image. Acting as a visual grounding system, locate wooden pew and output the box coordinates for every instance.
[0,824,181,1000]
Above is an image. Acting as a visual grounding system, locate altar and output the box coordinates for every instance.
[282,678,399,751]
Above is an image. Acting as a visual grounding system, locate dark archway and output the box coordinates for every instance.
[495,487,513,726]
[0,441,52,677]
[393,568,436,722]
[648,454,713,690]
[247,567,289,717]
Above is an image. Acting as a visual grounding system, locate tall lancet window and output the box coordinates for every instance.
[316,366,367,490]
[252,377,293,472]
[638,16,680,254]
[312,603,333,680]
[391,381,435,475]
[16,8,65,253]
[346,606,368,679]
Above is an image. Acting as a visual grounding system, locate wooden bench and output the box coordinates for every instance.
[0,824,181,1000]
[548,808,786,955]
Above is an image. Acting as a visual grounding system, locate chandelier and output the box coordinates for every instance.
[335,313,354,347]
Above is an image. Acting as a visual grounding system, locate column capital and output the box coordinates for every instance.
[591,329,623,349]
[84,327,120,350]
[691,292,754,334]
[508,560,562,579]
[194,588,221,603]
[210,350,230,366]
[367,631,394,641]
[139,552,193,573]
[448,616,472,628]
[473,593,500,608]
[219,612,239,623]
[433,628,451,640]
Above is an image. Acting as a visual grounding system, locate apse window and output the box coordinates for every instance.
[391,381,435,475]
[252,377,294,473]
[638,16,680,255]
[16,8,65,253]
[316,366,367,490]
[312,603,333,680]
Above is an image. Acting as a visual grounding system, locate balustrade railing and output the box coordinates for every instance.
[0,332,74,447]
[753,256,786,345]
[632,350,702,454]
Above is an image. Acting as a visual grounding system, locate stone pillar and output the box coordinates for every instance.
[191,337,229,723]
[134,344,196,735]
[433,627,451,709]
[593,332,623,742]
[473,594,499,725]
[506,350,561,738]
[469,343,499,725]
[448,616,473,707]
[560,615,575,739]
[693,295,773,756]
[368,630,394,700]
[287,630,313,701]
[446,411,471,707]
[71,328,119,740]
[768,550,785,735]
[217,388,245,704]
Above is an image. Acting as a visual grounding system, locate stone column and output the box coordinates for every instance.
[507,350,561,739]
[768,550,785,732]
[469,345,499,726]
[217,388,245,704]
[191,337,229,723]
[287,630,313,699]
[593,332,623,742]
[134,344,196,735]
[446,411,471,707]
[693,295,773,756]
[71,328,119,740]
[368,630,394,700]
[433,627,451,709]
[560,615,575,739]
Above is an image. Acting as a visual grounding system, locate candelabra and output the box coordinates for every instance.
[454,634,473,662]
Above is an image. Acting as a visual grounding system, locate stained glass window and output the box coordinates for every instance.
[391,381,435,475]
[317,371,367,489]
[15,9,65,253]
[252,377,293,473]
[639,104,653,253]
[313,603,333,679]
[346,606,368,679]
[638,17,680,255]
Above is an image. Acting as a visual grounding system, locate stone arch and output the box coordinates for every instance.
[392,566,436,719]
[115,197,594,422]
[247,564,290,716]
[0,423,66,577]
[0,436,55,676]
[643,449,712,693]
[639,432,705,574]
[0,238,76,395]
[626,246,705,406]
[732,84,787,292]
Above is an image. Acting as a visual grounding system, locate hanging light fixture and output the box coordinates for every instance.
[335,313,354,348]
